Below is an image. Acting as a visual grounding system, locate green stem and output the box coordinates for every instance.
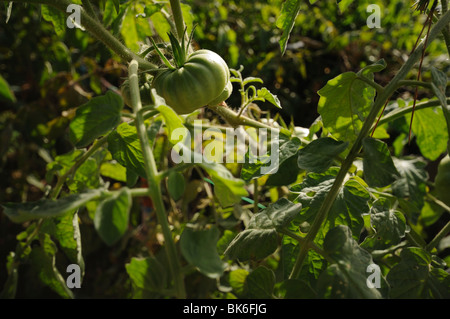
[371,98,450,130]
[51,135,108,199]
[169,0,186,41]
[207,103,292,136]
[3,0,156,70]
[441,0,450,56]
[289,8,450,279]
[356,75,384,94]
[128,60,185,299]
[81,0,98,21]
[396,80,434,89]
[426,220,450,251]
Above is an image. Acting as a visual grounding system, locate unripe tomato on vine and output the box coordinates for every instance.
[150,28,232,114]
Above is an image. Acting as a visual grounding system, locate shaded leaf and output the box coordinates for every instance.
[224,198,301,261]
[94,188,131,246]
[387,247,450,298]
[392,157,428,221]
[126,256,167,293]
[297,137,348,173]
[275,279,317,299]
[241,135,295,182]
[167,170,185,201]
[2,189,104,223]
[30,234,74,299]
[265,137,302,185]
[180,226,226,278]
[362,137,400,187]
[317,225,388,298]
[245,266,275,299]
[42,211,85,279]
[361,199,407,251]
[292,169,370,241]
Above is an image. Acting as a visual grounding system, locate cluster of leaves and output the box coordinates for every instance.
[0,0,450,299]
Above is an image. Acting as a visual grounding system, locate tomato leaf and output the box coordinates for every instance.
[245,266,275,299]
[256,87,282,109]
[265,137,302,186]
[291,168,370,242]
[430,67,450,153]
[387,247,450,298]
[362,137,400,187]
[317,225,389,298]
[153,89,187,145]
[241,135,295,182]
[224,198,301,261]
[107,122,146,178]
[94,188,131,246]
[167,170,185,201]
[297,137,349,173]
[126,256,167,293]
[180,225,227,278]
[404,103,448,161]
[41,211,85,280]
[41,5,66,37]
[69,91,123,148]
[0,74,16,102]
[275,279,317,299]
[2,189,105,223]
[30,233,74,299]
[317,71,376,145]
[229,269,249,297]
[276,0,301,54]
[361,199,407,251]
[200,161,248,207]
[392,157,428,222]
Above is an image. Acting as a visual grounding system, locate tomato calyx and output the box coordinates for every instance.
[150,27,195,70]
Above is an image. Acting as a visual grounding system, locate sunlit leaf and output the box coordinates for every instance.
[69,91,123,148]
[276,0,301,54]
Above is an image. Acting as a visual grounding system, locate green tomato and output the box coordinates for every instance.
[152,49,231,114]
[208,80,233,106]
[435,155,450,206]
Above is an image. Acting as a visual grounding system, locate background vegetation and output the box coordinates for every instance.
[0,0,449,298]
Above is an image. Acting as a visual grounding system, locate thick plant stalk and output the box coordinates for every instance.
[169,0,186,41]
[128,60,186,298]
[289,9,450,279]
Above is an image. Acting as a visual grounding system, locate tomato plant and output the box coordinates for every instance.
[0,0,450,302]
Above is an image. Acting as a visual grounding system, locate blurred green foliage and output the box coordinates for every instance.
[0,0,448,298]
